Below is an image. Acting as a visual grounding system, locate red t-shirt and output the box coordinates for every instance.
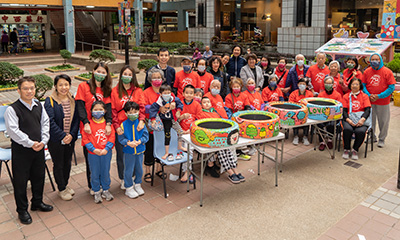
[196,109,221,120]
[81,119,116,155]
[111,86,145,130]
[306,64,330,93]
[318,90,343,103]
[242,90,263,110]
[296,65,304,80]
[342,92,371,113]
[361,66,396,105]
[180,100,202,131]
[225,93,250,113]
[289,89,313,103]
[204,92,228,119]
[174,70,200,100]
[197,72,213,94]
[262,87,284,102]
[275,67,288,89]
[330,74,344,96]
[343,69,363,91]
[143,87,160,118]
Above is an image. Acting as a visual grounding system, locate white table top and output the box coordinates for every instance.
[182,132,285,154]
[280,118,340,129]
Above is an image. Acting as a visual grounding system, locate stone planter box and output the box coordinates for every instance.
[74,74,118,82]
[0,86,18,92]
[44,67,80,73]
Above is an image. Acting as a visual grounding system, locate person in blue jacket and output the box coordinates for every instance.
[285,54,310,95]
[226,45,247,81]
[44,74,79,201]
[118,101,149,199]
[144,48,176,94]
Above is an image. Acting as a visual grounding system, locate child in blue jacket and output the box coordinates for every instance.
[118,101,149,199]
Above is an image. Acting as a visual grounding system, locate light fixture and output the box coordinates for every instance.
[86,6,95,8]
[143,7,148,10]
[224,3,230,5]
[10,4,20,6]
[261,14,271,21]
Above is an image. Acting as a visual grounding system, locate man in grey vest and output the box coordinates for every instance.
[5,76,53,225]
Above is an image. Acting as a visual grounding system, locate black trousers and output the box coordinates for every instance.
[317,121,335,142]
[115,132,124,180]
[293,126,309,136]
[48,141,75,192]
[144,132,155,166]
[82,146,91,189]
[342,121,368,152]
[162,119,172,146]
[11,142,45,213]
[1,42,8,53]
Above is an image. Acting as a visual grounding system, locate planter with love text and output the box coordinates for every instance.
[300,97,343,120]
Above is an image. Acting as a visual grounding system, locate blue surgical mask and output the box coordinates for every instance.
[92,111,105,119]
[298,85,306,91]
[162,94,171,102]
[371,61,380,69]
[183,65,192,72]
[211,88,220,95]
[269,81,277,89]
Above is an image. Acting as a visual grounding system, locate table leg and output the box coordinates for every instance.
[333,121,337,159]
[200,153,204,207]
[262,144,265,164]
[257,144,260,175]
[275,139,278,187]
[186,144,190,192]
[280,138,284,173]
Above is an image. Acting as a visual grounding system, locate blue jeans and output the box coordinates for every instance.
[11,41,18,53]
[88,151,112,192]
[124,153,143,188]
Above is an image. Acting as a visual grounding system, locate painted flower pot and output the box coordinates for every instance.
[264,101,308,126]
[190,118,240,148]
[232,110,280,139]
[300,97,343,120]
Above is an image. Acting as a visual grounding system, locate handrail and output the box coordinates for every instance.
[76,40,124,59]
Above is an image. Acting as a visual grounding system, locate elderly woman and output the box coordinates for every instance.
[328,60,347,95]
[285,54,310,94]
[44,75,79,201]
[342,78,371,160]
[317,76,343,151]
[262,74,284,103]
[258,54,275,89]
[242,78,264,110]
[240,53,264,91]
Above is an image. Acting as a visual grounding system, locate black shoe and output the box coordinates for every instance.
[30,202,53,212]
[18,211,32,225]
[205,166,220,178]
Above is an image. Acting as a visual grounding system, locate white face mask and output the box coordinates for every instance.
[298,85,306,91]
[297,60,304,67]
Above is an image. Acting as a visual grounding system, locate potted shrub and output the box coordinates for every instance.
[32,74,53,101]
[45,50,80,72]
[89,49,116,63]
[137,59,158,71]
[74,71,117,81]
[0,62,24,91]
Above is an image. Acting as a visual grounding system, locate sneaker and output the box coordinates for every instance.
[247,147,257,156]
[378,140,385,148]
[120,180,126,190]
[125,186,139,199]
[292,136,299,145]
[342,150,350,159]
[228,174,240,184]
[94,191,102,204]
[319,142,326,151]
[66,186,75,196]
[303,137,310,146]
[89,189,95,196]
[351,149,358,160]
[58,189,72,201]
[176,151,183,160]
[327,140,333,149]
[237,173,246,182]
[134,184,145,196]
[101,190,114,201]
[237,154,251,161]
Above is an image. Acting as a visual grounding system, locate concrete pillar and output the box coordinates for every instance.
[45,21,51,50]
[63,0,75,53]
[134,0,143,47]
[235,0,241,34]
[177,9,186,31]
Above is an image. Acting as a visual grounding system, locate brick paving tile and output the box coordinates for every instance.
[0,212,11,224]
[77,222,103,239]
[352,205,377,219]
[41,213,66,229]
[356,226,384,240]
[20,220,47,237]
[36,208,62,221]
[0,229,24,240]
[125,215,150,232]
[88,207,113,220]
[132,201,155,216]
[86,231,114,240]
[55,230,84,240]
[325,226,353,240]
[373,211,398,227]
[381,193,400,205]
[104,200,130,214]
[148,196,170,208]
[106,223,132,239]
[141,208,166,223]
[114,207,139,222]
[345,212,370,225]
[158,202,181,215]
[61,206,86,220]
[0,220,17,235]
[49,222,75,238]
[373,199,398,212]
[26,229,54,240]
[334,219,362,235]
[386,228,400,239]
[317,235,334,240]
[70,214,94,228]
[96,213,122,230]
[364,219,392,235]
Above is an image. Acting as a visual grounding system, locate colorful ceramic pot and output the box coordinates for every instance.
[190,118,240,148]
[232,110,280,139]
[264,101,308,126]
[300,97,343,120]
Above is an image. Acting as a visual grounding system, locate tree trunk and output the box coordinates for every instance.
[154,0,161,42]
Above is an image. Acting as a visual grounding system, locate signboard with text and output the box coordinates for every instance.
[1,14,47,24]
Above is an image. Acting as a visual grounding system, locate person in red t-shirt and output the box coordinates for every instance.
[275,57,289,98]
[342,57,362,94]
[111,65,145,188]
[342,78,371,160]
[204,80,228,119]
[225,78,251,117]
[306,52,330,95]
[242,78,263,110]
[173,57,200,100]
[361,53,396,147]
[81,101,115,203]
[327,61,347,96]
[289,78,313,146]
[262,74,284,103]
[196,58,213,94]
[75,62,112,192]
[316,76,343,151]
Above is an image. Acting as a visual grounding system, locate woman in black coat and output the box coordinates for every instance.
[208,56,228,99]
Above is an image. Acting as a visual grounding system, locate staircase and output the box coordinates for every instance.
[48,10,102,46]
[0,55,64,66]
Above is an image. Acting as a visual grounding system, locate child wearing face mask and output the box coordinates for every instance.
[149,85,185,161]
[81,101,115,204]
[118,101,149,199]
[194,88,204,104]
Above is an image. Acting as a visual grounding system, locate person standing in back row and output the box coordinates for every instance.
[5,77,53,225]
[9,28,18,55]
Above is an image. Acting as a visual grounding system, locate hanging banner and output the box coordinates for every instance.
[380,0,399,41]
[118,1,131,35]
[0,14,47,24]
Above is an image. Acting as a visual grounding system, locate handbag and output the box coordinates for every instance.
[147,114,164,131]
[349,94,371,127]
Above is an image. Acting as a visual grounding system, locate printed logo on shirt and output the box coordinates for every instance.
[370,74,381,87]
[352,100,361,112]
[120,95,131,108]
[182,78,194,86]
[270,93,279,101]
[183,114,195,125]
[201,80,206,89]
[95,129,108,145]
[253,99,261,109]
[92,93,104,101]
[298,74,304,80]
[216,102,224,109]
[234,101,244,111]
[315,72,325,84]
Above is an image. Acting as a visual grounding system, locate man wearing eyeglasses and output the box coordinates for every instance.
[4,76,53,225]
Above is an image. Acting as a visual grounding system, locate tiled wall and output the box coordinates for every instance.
[189,0,215,45]
[278,0,327,57]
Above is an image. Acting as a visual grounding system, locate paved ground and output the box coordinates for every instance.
[0,55,399,239]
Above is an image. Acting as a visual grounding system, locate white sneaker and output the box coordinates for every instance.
[101,190,114,201]
[94,191,102,203]
[89,188,95,196]
[378,140,385,148]
[134,184,145,196]
[351,149,358,160]
[342,150,350,159]
[302,137,310,146]
[292,136,299,145]
[125,186,139,199]
[120,180,126,190]
[247,147,257,156]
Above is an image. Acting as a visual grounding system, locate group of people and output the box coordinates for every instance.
[1,28,19,55]
[4,44,396,225]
